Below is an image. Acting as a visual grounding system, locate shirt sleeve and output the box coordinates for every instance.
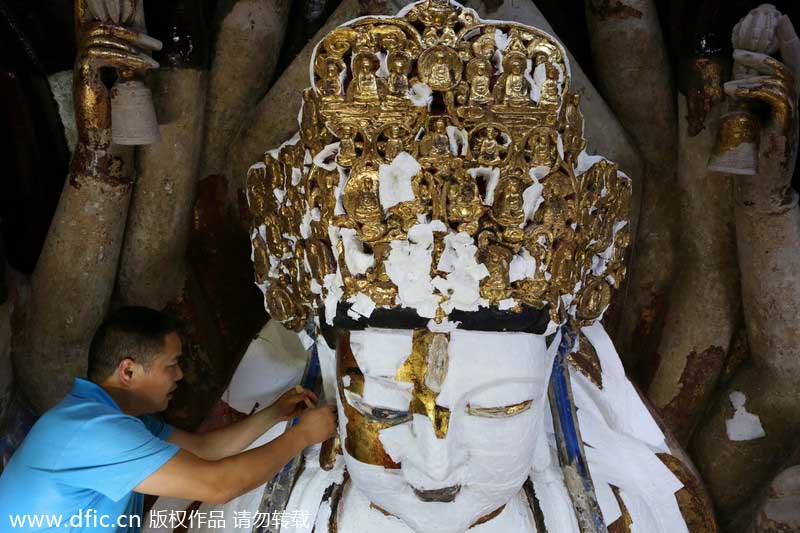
[139,414,175,440]
[40,413,180,502]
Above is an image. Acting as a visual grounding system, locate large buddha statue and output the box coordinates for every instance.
[243,1,717,531]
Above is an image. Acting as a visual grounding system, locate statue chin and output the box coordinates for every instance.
[338,328,552,533]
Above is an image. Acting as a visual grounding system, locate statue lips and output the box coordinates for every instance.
[412,484,461,502]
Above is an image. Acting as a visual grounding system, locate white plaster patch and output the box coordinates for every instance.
[433,232,489,313]
[426,317,461,332]
[531,62,546,103]
[292,167,303,186]
[299,207,320,240]
[468,167,501,205]
[361,376,413,411]
[522,179,544,226]
[409,83,433,107]
[498,298,517,310]
[577,152,606,174]
[322,270,344,326]
[446,126,469,156]
[340,228,375,275]
[531,165,551,180]
[313,142,340,171]
[494,28,510,51]
[377,51,390,77]
[509,248,537,282]
[349,328,413,377]
[334,166,348,216]
[384,221,446,318]
[726,391,766,441]
[347,292,377,319]
[378,152,420,210]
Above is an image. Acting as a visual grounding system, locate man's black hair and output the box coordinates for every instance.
[88,306,182,382]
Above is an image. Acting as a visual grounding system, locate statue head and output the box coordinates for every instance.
[247,1,633,529]
[336,327,554,531]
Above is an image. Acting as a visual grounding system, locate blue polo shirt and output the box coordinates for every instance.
[0,378,180,532]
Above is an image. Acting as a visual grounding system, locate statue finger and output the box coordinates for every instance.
[86,46,159,72]
[84,22,162,52]
[725,77,793,103]
[726,80,793,131]
[130,0,146,31]
[778,15,800,91]
[86,0,110,22]
[732,50,793,84]
[120,0,135,25]
[105,0,121,24]
[85,34,143,57]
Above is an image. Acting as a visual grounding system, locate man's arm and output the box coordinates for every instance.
[136,404,336,504]
[168,387,317,460]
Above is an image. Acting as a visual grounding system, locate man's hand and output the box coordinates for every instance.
[295,405,337,446]
[268,387,319,422]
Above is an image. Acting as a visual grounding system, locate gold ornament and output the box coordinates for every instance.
[247,0,631,329]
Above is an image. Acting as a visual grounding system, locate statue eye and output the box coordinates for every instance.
[343,388,412,425]
[467,399,533,418]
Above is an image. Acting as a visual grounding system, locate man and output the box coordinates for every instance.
[0,306,337,531]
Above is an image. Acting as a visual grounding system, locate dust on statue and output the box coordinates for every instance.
[244,1,716,531]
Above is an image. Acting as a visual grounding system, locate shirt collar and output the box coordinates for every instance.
[69,378,122,411]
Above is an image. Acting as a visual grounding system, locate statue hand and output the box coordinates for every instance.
[725,50,796,135]
[73,22,161,150]
[725,50,798,211]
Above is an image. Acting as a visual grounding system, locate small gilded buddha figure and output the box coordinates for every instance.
[494,52,531,106]
[467,58,493,105]
[561,93,586,163]
[320,57,344,98]
[353,175,382,224]
[492,172,526,228]
[387,50,411,98]
[422,118,452,157]
[420,45,462,91]
[527,128,558,168]
[538,62,561,110]
[383,125,406,161]
[479,243,515,301]
[431,48,454,88]
[347,53,385,104]
[446,159,485,233]
[477,126,507,166]
[337,125,360,167]
[472,31,496,61]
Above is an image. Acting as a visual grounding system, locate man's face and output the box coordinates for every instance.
[336,328,554,532]
[133,332,184,413]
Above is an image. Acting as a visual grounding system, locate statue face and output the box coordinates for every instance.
[336,328,554,532]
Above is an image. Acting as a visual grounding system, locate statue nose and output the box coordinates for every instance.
[430,405,451,439]
[410,397,451,439]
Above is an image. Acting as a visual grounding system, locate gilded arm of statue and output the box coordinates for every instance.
[72,22,161,183]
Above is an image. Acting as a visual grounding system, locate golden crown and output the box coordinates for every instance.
[246,0,631,332]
